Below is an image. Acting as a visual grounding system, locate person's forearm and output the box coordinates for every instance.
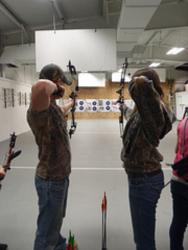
[31,80,58,111]
[0,166,5,178]
[122,103,133,120]
[38,79,58,97]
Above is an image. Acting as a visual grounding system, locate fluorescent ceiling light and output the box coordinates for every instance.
[149,62,160,67]
[166,47,185,55]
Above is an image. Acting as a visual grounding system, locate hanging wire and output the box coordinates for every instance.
[21,29,24,45]
[50,0,56,33]
[53,12,56,33]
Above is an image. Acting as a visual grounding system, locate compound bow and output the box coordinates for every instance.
[67,60,79,138]
[0,132,21,187]
[116,58,128,137]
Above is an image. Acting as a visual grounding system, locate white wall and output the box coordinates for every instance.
[0,64,37,141]
[0,77,31,141]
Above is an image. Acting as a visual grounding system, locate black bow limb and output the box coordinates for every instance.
[116,58,128,137]
[0,132,22,182]
[3,132,22,171]
[183,107,188,118]
[67,60,79,138]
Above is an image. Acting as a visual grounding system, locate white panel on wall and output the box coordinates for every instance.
[112,68,166,82]
[111,72,131,82]
[78,73,106,87]
[35,29,117,72]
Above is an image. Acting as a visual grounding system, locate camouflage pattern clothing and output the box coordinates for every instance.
[27,101,71,180]
[121,79,172,174]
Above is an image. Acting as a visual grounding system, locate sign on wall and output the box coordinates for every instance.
[2,88,14,108]
[0,88,30,108]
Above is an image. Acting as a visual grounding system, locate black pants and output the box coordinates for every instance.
[169,180,188,250]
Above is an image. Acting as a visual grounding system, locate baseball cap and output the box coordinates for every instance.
[39,63,72,85]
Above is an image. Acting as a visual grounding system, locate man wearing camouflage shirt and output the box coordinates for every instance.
[27,64,73,250]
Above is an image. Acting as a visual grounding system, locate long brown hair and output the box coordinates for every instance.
[132,68,164,98]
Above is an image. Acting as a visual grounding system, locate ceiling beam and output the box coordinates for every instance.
[2,16,105,36]
[132,45,188,63]
[144,31,159,46]
[108,0,121,3]
[146,25,188,31]
[125,4,161,7]
[0,31,4,56]
[0,1,25,31]
[102,0,109,23]
[50,0,65,21]
[0,1,31,43]
[161,0,188,5]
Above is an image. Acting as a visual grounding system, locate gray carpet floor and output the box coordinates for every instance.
[0,119,187,250]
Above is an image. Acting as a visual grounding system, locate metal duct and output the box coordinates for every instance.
[117,0,162,65]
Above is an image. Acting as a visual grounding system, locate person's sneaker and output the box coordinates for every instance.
[0,243,8,250]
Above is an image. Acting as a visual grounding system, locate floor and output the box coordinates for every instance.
[0,119,187,250]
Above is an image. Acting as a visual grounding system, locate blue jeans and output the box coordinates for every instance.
[128,171,164,250]
[34,175,69,250]
[169,180,188,250]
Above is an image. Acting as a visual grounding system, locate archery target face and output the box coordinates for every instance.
[91,99,98,112]
[76,99,86,112]
[92,106,97,111]
[74,99,134,113]
[104,99,112,112]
